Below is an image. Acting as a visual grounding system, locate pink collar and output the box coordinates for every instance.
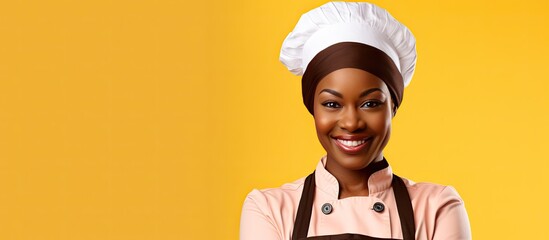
[314,155,394,199]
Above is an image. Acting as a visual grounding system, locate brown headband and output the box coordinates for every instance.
[302,42,404,115]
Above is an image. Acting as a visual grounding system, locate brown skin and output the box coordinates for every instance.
[313,68,395,199]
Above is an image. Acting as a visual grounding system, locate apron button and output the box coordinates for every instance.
[321,203,333,215]
[373,202,385,213]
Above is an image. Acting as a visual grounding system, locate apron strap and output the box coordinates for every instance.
[292,172,416,240]
[392,174,416,240]
[292,171,316,240]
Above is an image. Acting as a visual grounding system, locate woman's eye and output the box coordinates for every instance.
[361,101,381,108]
[322,102,341,108]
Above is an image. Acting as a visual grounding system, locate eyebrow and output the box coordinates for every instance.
[319,88,383,98]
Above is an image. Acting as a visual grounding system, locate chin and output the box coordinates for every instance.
[329,152,378,170]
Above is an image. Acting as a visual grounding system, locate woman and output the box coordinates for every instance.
[240,2,471,240]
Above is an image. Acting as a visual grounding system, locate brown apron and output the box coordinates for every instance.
[291,160,416,240]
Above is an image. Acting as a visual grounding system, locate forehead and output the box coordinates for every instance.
[315,68,390,95]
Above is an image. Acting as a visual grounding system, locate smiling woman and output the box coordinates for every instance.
[240,2,471,240]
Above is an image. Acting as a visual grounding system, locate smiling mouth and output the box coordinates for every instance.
[336,139,367,147]
[332,137,371,154]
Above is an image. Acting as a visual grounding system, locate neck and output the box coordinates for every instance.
[325,155,387,199]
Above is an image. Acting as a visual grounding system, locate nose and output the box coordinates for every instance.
[338,107,366,133]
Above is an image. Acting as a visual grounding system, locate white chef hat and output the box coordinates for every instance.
[279,1,417,88]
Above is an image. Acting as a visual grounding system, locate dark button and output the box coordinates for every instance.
[373,202,385,213]
[321,203,333,215]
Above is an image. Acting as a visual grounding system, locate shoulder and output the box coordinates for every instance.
[401,177,464,205]
[243,176,306,211]
[400,177,469,221]
[399,177,472,239]
[240,176,308,240]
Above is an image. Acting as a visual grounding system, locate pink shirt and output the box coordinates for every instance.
[240,156,472,239]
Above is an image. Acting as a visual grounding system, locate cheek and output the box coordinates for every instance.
[363,111,392,134]
[374,115,391,130]
[314,113,337,147]
[314,115,333,135]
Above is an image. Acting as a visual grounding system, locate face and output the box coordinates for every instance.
[314,68,394,171]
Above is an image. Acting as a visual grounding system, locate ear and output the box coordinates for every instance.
[391,102,397,118]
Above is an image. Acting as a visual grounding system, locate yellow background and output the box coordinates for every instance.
[1,0,548,239]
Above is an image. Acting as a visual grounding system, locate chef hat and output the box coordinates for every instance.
[279,2,417,115]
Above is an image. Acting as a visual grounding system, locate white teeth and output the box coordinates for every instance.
[337,139,366,147]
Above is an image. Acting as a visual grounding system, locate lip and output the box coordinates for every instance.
[331,136,371,154]
[333,135,369,140]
